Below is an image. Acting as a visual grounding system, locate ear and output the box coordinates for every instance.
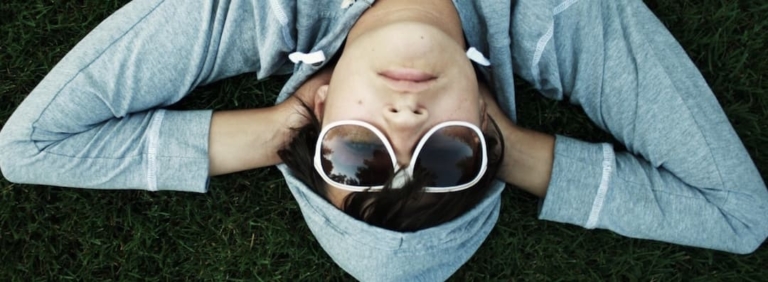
[313,85,329,121]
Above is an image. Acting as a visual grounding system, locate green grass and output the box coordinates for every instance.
[1,0,767,280]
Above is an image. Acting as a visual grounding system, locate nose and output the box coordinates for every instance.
[382,102,429,166]
[383,104,428,128]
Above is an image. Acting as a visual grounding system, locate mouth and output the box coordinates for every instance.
[379,68,436,92]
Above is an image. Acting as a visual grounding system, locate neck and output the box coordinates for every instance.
[347,0,465,49]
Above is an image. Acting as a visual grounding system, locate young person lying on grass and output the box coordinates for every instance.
[1,0,767,280]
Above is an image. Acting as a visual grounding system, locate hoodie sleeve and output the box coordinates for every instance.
[0,0,294,192]
[509,0,768,253]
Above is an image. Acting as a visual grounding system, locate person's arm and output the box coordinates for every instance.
[208,62,332,175]
[0,0,293,192]
[209,108,286,176]
[482,90,554,198]
[209,96,311,176]
[501,0,768,253]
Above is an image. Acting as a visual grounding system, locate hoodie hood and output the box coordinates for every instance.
[278,165,505,281]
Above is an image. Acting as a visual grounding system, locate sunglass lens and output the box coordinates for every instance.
[415,126,482,187]
[319,125,394,186]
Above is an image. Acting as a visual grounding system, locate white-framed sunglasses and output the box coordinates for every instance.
[313,120,488,193]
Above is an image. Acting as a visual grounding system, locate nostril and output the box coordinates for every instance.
[387,107,424,115]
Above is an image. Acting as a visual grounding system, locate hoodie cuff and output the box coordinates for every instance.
[148,109,212,193]
[538,135,615,229]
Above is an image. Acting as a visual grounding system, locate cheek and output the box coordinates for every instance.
[447,96,481,122]
[326,95,377,121]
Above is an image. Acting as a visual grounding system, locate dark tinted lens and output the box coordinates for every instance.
[415,126,482,187]
[319,125,394,186]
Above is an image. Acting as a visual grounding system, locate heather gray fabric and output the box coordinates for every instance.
[1,0,766,280]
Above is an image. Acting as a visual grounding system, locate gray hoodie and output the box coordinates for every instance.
[0,0,765,280]
[274,0,768,280]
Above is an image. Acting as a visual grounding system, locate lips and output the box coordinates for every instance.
[379,68,436,92]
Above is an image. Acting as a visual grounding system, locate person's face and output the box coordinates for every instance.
[316,22,485,168]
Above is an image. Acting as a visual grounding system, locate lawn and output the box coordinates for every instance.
[1,0,767,280]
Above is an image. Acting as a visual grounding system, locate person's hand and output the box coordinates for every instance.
[276,94,314,130]
[278,66,335,130]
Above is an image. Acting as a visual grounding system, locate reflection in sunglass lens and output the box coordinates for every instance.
[415,126,481,187]
[319,125,394,186]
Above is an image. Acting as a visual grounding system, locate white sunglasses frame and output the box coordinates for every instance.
[313,120,488,193]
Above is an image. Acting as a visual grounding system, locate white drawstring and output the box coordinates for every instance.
[288,50,327,66]
[341,0,356,9]
[466,47,491,66]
